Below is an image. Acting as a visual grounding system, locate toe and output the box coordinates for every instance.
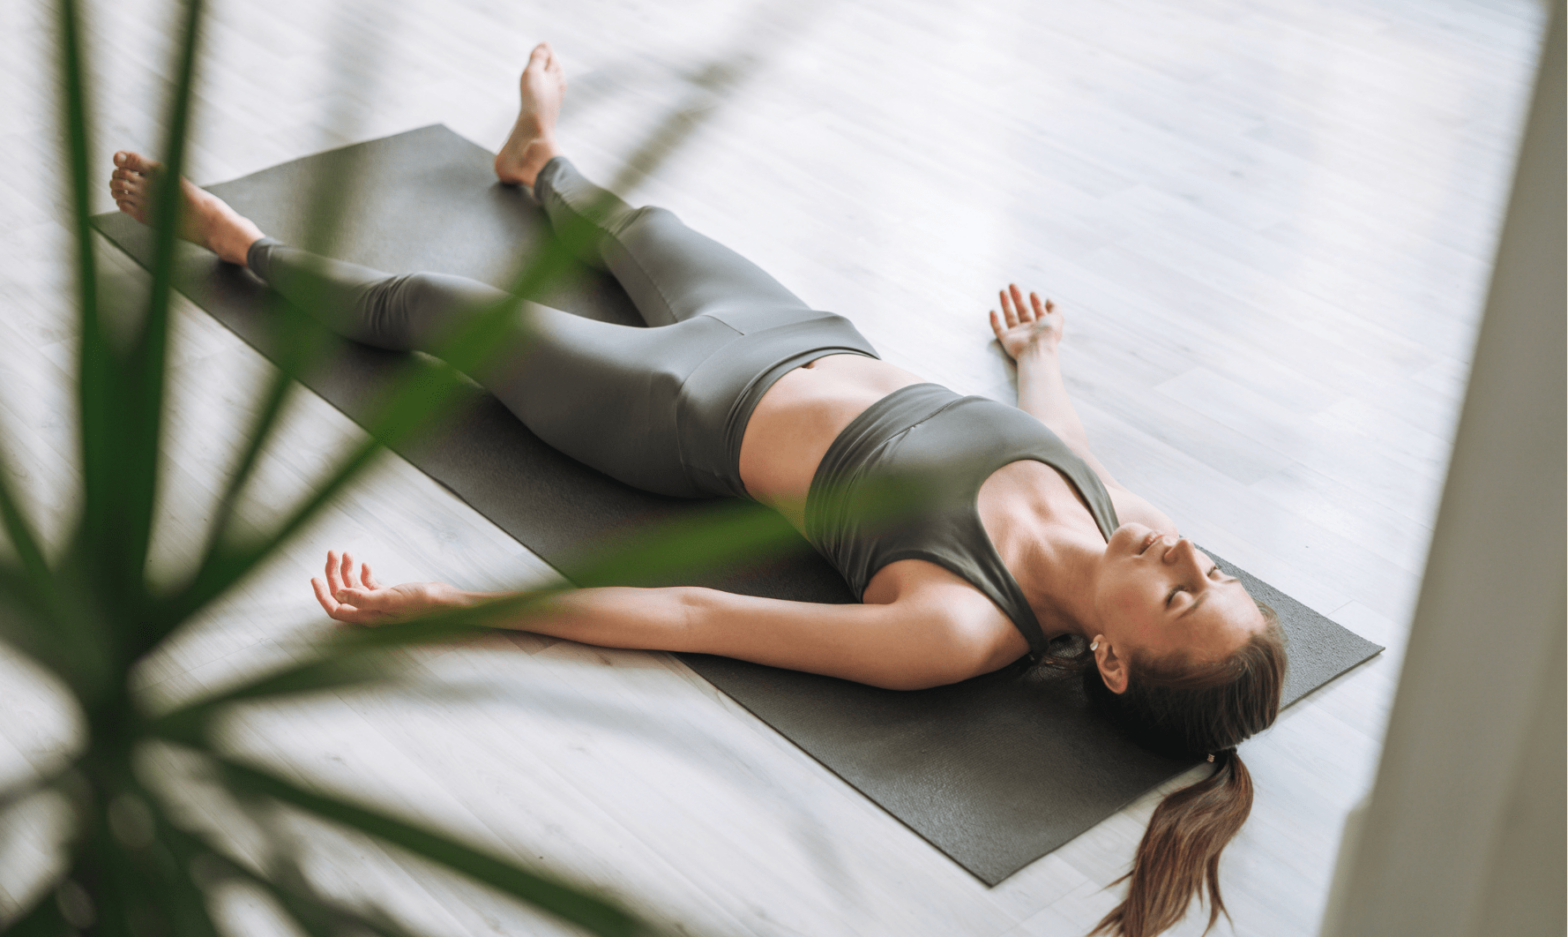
[119,151,155,174]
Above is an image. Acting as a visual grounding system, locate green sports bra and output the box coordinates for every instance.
[803,383,1121,655]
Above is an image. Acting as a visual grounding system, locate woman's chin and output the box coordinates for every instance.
[1109,521,1151,556]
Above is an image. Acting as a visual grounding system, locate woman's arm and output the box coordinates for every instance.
[312,551,1007,690]
[989,285,1178,531]
[990,284,1119,483]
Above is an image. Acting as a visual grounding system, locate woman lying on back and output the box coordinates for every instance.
[110,42,1285,937]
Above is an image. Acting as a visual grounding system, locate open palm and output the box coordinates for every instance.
[989,283,1064,361]
[311,549,464,624]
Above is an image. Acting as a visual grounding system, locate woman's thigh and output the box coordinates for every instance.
[488,304,747,498]
[536,157,812,327]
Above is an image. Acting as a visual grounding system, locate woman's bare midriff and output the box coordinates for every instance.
[738,354,925,525]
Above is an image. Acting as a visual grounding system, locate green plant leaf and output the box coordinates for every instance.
[0,450,54,597]
[52,0,129,685]
[218,844,431,937]
[149,651,415,746]
[151,52,775,647]
[215,756,648,937]
[155,504,816,735]
[52,0,98,456]
[561,500,807,588]
[0,766,71,817]
[169,285,554,627]
[256,881,396,937]
[0,562,115,698]
[0,566,57,675]
[193,297,335,594]
[69,0,208,669]
[147,615,533,747]
[194,143,371,609]
[122,0,207,646]
[202,836,441,937]
[2,884,75,937]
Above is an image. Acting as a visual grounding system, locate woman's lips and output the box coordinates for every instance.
[1137,531,1162,555]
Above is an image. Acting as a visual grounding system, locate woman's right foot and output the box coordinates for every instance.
[494,42,566,188]
[109,151,264,266]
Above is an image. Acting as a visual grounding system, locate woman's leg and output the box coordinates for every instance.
[108,140,869,502]
[495,43,815,329]
[112,42,877,500]
[244,238,743,498]
[533,157,812,327]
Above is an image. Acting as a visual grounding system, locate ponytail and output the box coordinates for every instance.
[1088,748,1253,937]
[1033,605,1286,937]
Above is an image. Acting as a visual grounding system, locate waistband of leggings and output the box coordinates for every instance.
[674,314,880,499]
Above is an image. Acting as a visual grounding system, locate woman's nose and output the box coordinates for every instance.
[1165,536,1201,565]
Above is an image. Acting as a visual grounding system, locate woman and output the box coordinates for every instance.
[110,42,1285,937]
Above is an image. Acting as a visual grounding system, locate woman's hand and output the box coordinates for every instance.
[989,283,1064,361]
[311,550,465,625]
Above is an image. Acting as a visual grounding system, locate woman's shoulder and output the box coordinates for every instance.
[865,558,1035,674]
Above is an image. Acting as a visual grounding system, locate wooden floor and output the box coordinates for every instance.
[0,0,1548,934]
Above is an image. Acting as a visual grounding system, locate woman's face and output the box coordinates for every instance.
[1092,522,1266,671]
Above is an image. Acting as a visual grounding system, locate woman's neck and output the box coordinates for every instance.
[980,460,1108,640]
[1008,518,1106,641]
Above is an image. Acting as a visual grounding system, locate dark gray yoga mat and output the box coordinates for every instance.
[93,125,1382,885]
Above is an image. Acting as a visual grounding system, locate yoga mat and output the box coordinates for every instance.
[93,125,1382,885]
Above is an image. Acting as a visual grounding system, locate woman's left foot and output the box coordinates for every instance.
[109,151,264,266]
[495,42,566,187]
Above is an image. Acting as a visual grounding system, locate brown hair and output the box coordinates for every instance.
[1038,604,1287,937]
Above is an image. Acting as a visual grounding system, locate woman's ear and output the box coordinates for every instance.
[1093,635,1130,694]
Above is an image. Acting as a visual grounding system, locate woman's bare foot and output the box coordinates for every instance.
[109,151,264,266]
[494,42,566,187]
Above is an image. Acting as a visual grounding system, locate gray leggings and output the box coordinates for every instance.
[247,156,880,499]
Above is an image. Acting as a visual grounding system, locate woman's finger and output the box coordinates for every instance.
[324,551,344,595]
[312,576,341,616]
[1010,284,1031,322]
[360,562,381,590]
[340,553,359,600]
[989,309,1004,339]
[999,289,1018,328]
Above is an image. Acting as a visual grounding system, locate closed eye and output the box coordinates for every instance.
[1168,566,1222,605]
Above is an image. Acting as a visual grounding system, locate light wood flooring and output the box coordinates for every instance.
[0,0,1549,934]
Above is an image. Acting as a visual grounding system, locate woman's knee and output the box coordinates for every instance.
[613,205,682,245]
[377,271,510,351]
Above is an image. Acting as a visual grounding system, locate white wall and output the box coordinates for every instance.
[1319,2,1566,935]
